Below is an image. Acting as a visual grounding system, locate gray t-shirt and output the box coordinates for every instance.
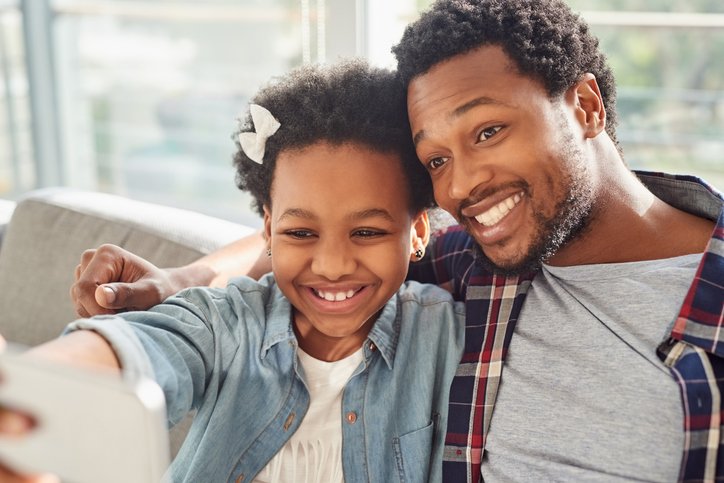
[482,253,702,482]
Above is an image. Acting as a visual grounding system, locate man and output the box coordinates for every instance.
[71,0,723,481]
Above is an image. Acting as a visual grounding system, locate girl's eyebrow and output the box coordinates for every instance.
[348,208,396,222]
[277,207,396,222]
[278,208,315,221]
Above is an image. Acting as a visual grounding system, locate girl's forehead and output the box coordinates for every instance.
[269,142,413,215]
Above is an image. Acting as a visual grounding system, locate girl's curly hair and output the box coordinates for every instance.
[392,0,619,147]
[233,59,433,216]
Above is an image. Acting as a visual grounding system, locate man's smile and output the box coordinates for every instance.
[472,192,524,227]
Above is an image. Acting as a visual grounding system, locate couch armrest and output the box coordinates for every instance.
[0,188,254,347]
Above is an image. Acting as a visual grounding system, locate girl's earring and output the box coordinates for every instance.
[266,247,272,257]
[414,248,424,260]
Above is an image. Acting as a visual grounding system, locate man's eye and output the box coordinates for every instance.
[285,230,315,239]
[478,126,502,142]
[428,157,449,170]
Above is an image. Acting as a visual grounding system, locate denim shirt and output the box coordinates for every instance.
[67,275,465,483]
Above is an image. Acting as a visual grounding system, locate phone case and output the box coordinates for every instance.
[0,350,170,483]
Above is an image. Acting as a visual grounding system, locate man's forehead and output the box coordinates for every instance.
[408,47,520,99]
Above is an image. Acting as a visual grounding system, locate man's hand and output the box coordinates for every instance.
[70,233,268,317]
[70,244,184,317]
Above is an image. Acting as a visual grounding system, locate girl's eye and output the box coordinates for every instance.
[352,229,385,238]
[285,229,315,239]
[478,125,502,142]
[427,157,449,171]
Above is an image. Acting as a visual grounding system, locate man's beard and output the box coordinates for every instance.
[471,124,595,276]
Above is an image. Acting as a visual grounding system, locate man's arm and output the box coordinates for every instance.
[71,231,270,317]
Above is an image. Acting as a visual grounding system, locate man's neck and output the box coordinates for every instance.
[547,168,715,267]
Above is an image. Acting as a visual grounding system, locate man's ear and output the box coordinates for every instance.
[569,73,606,138]
[262,205,272,247]
[410,210,431,261]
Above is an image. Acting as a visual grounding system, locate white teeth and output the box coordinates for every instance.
[315,289,358,302]
[474,192,524,227]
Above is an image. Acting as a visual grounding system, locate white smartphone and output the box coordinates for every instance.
[0,349,170,483]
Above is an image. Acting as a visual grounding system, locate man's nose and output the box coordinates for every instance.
[447,156,493,201]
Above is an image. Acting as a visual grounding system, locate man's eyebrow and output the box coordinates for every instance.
[413,96,507,146]
[452,96,505,118]
[278,208,395,222]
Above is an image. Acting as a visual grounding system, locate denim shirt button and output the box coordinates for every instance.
[368,342,376,351]
[346,411,357,424]
[235,474,245,483]
[283,412,295,431]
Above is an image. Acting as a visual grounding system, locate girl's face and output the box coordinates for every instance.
[264,141,429,361]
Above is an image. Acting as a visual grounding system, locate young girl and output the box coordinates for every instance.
[9,60,464,482]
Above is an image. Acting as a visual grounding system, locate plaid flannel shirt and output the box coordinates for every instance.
[409,172,724,482]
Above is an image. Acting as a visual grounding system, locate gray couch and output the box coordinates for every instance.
[0,187,254,454]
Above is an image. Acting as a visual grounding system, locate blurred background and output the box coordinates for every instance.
[1,0,723,228]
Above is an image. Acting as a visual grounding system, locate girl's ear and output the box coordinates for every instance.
[262,205,272,247]
[410,210,431,262]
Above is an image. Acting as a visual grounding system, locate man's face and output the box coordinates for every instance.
[407,46,595,274]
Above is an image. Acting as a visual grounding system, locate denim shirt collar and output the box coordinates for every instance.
[259,274,401,369]
[260,276,296,358]
[365,293,401,370]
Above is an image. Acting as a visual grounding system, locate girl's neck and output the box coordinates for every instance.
[292,311,377,362]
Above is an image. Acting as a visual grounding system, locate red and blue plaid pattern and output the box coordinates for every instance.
[410,172,724,482]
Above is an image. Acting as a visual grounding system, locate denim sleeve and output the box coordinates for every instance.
[65,286,251,426]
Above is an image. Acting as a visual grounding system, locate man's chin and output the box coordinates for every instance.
[472,244,543,277]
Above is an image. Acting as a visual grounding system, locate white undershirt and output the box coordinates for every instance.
[253,346,364,483]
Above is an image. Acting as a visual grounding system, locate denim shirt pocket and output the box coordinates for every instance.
[392,419,434,483]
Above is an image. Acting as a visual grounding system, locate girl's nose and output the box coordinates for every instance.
[310,241,357,280]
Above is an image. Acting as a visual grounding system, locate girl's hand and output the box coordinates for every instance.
[0,409,56,482]
[0,464,59,483]
[0,335,58,483]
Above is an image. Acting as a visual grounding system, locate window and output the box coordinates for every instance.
[4,0,346,226]
[0,0,34,196]
[2,0,723,226]
[366,0,724,188]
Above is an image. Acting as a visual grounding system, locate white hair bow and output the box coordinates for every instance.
[238,104,281,164]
